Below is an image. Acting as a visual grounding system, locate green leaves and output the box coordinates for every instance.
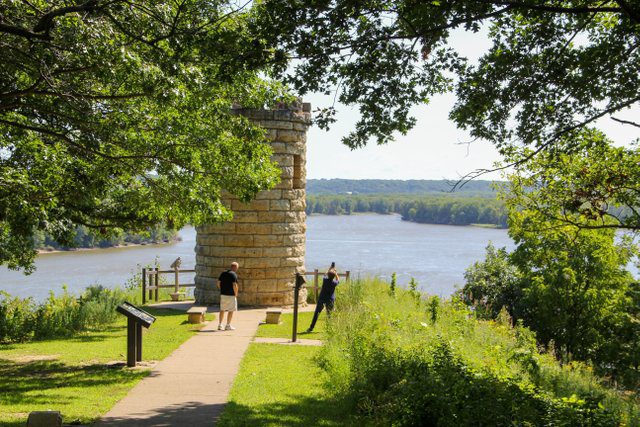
[0,0,286,271]
[251,0,639,179]
[503,129,640,230]
[461,140,640,385]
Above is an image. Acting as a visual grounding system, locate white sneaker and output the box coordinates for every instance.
[217,324,223,330]
[225,324,235,331]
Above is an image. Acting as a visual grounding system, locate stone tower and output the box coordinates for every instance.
[194,103,310,306]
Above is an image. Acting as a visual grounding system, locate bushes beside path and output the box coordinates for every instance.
[318,279,639,426]
[0,285,131,343]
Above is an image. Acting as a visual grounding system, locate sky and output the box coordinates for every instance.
[303,31,639,182]
[305,29,499,181]
[305,92,503,181]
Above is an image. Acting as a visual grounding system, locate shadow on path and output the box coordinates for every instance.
[97,402,226,426]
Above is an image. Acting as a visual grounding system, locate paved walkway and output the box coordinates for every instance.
[96,302,315,426]
[97,305,265,426]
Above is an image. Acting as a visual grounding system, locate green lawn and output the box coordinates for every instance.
[0,308,213,426]
[217,344,353,426]
[255,311,328,340]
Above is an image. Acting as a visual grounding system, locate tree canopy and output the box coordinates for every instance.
[253,0,639,151]
[1,0,286,271]
[502,129,640,229]
[251,0,640,229]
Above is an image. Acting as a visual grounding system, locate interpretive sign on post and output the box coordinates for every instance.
[116,302,156,367]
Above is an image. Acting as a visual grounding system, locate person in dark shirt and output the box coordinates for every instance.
[217,262,239,331]
[306,267,339,333]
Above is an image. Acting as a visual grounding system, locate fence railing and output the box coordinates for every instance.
[141,267,195,304]
[141,266,350,304]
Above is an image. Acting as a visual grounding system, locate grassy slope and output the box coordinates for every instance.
[0,308,213,426]
[321,279,640,425]
[224,279,639,426]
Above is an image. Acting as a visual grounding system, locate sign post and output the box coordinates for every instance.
[116,302,156,367]
[292,273,306,343]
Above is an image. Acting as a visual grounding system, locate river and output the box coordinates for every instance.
[0,214,513,301]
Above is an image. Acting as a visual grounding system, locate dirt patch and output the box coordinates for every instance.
[105,360,158,370]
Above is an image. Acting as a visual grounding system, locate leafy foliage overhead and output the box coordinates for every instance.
[252,0,640,153]
[503,129,640,230]
[1,0,287,271]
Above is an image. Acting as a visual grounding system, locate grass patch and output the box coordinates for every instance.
[0,307,209,426]
[255,311,327,340]
[470,223,501,229]
[218,343,353,426]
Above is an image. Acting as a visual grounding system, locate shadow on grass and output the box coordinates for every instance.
[65,332,120,343]
[143,307,186,317]
[0,358,148,406]
[218,394,356,426]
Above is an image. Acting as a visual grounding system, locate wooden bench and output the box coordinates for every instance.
[187,306,207,324]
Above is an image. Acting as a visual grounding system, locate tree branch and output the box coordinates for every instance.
[0,21,49,40]
[475,0,623,15]
[452,95,640,191]
[615,0,640,24]
[33,0,100,34]
[611,116,640,128]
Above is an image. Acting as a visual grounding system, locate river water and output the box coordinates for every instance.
[0,214,513,301]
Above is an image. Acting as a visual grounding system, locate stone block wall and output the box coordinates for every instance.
[194,103,310,306]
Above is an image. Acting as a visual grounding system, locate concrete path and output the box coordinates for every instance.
[96,306,267,427]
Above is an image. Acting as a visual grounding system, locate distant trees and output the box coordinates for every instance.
[306,179,498,195]
[306,194,507,227]
[32,225,177,251]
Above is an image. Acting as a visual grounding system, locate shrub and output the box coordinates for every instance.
[33,287,83,339]
[462,234,639,388]
[0,285,130,342]
[78,285,128,328]
[319,279,639,426]
[0,291,36,343]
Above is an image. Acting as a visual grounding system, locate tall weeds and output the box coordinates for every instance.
[1,285,130,343]
[319,279,639,426]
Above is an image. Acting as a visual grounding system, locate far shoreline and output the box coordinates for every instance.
[37,238,181,255]
[307,212,506,229]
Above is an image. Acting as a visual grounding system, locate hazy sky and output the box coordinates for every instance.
[303,31,639,181]
[305,92,503,181]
